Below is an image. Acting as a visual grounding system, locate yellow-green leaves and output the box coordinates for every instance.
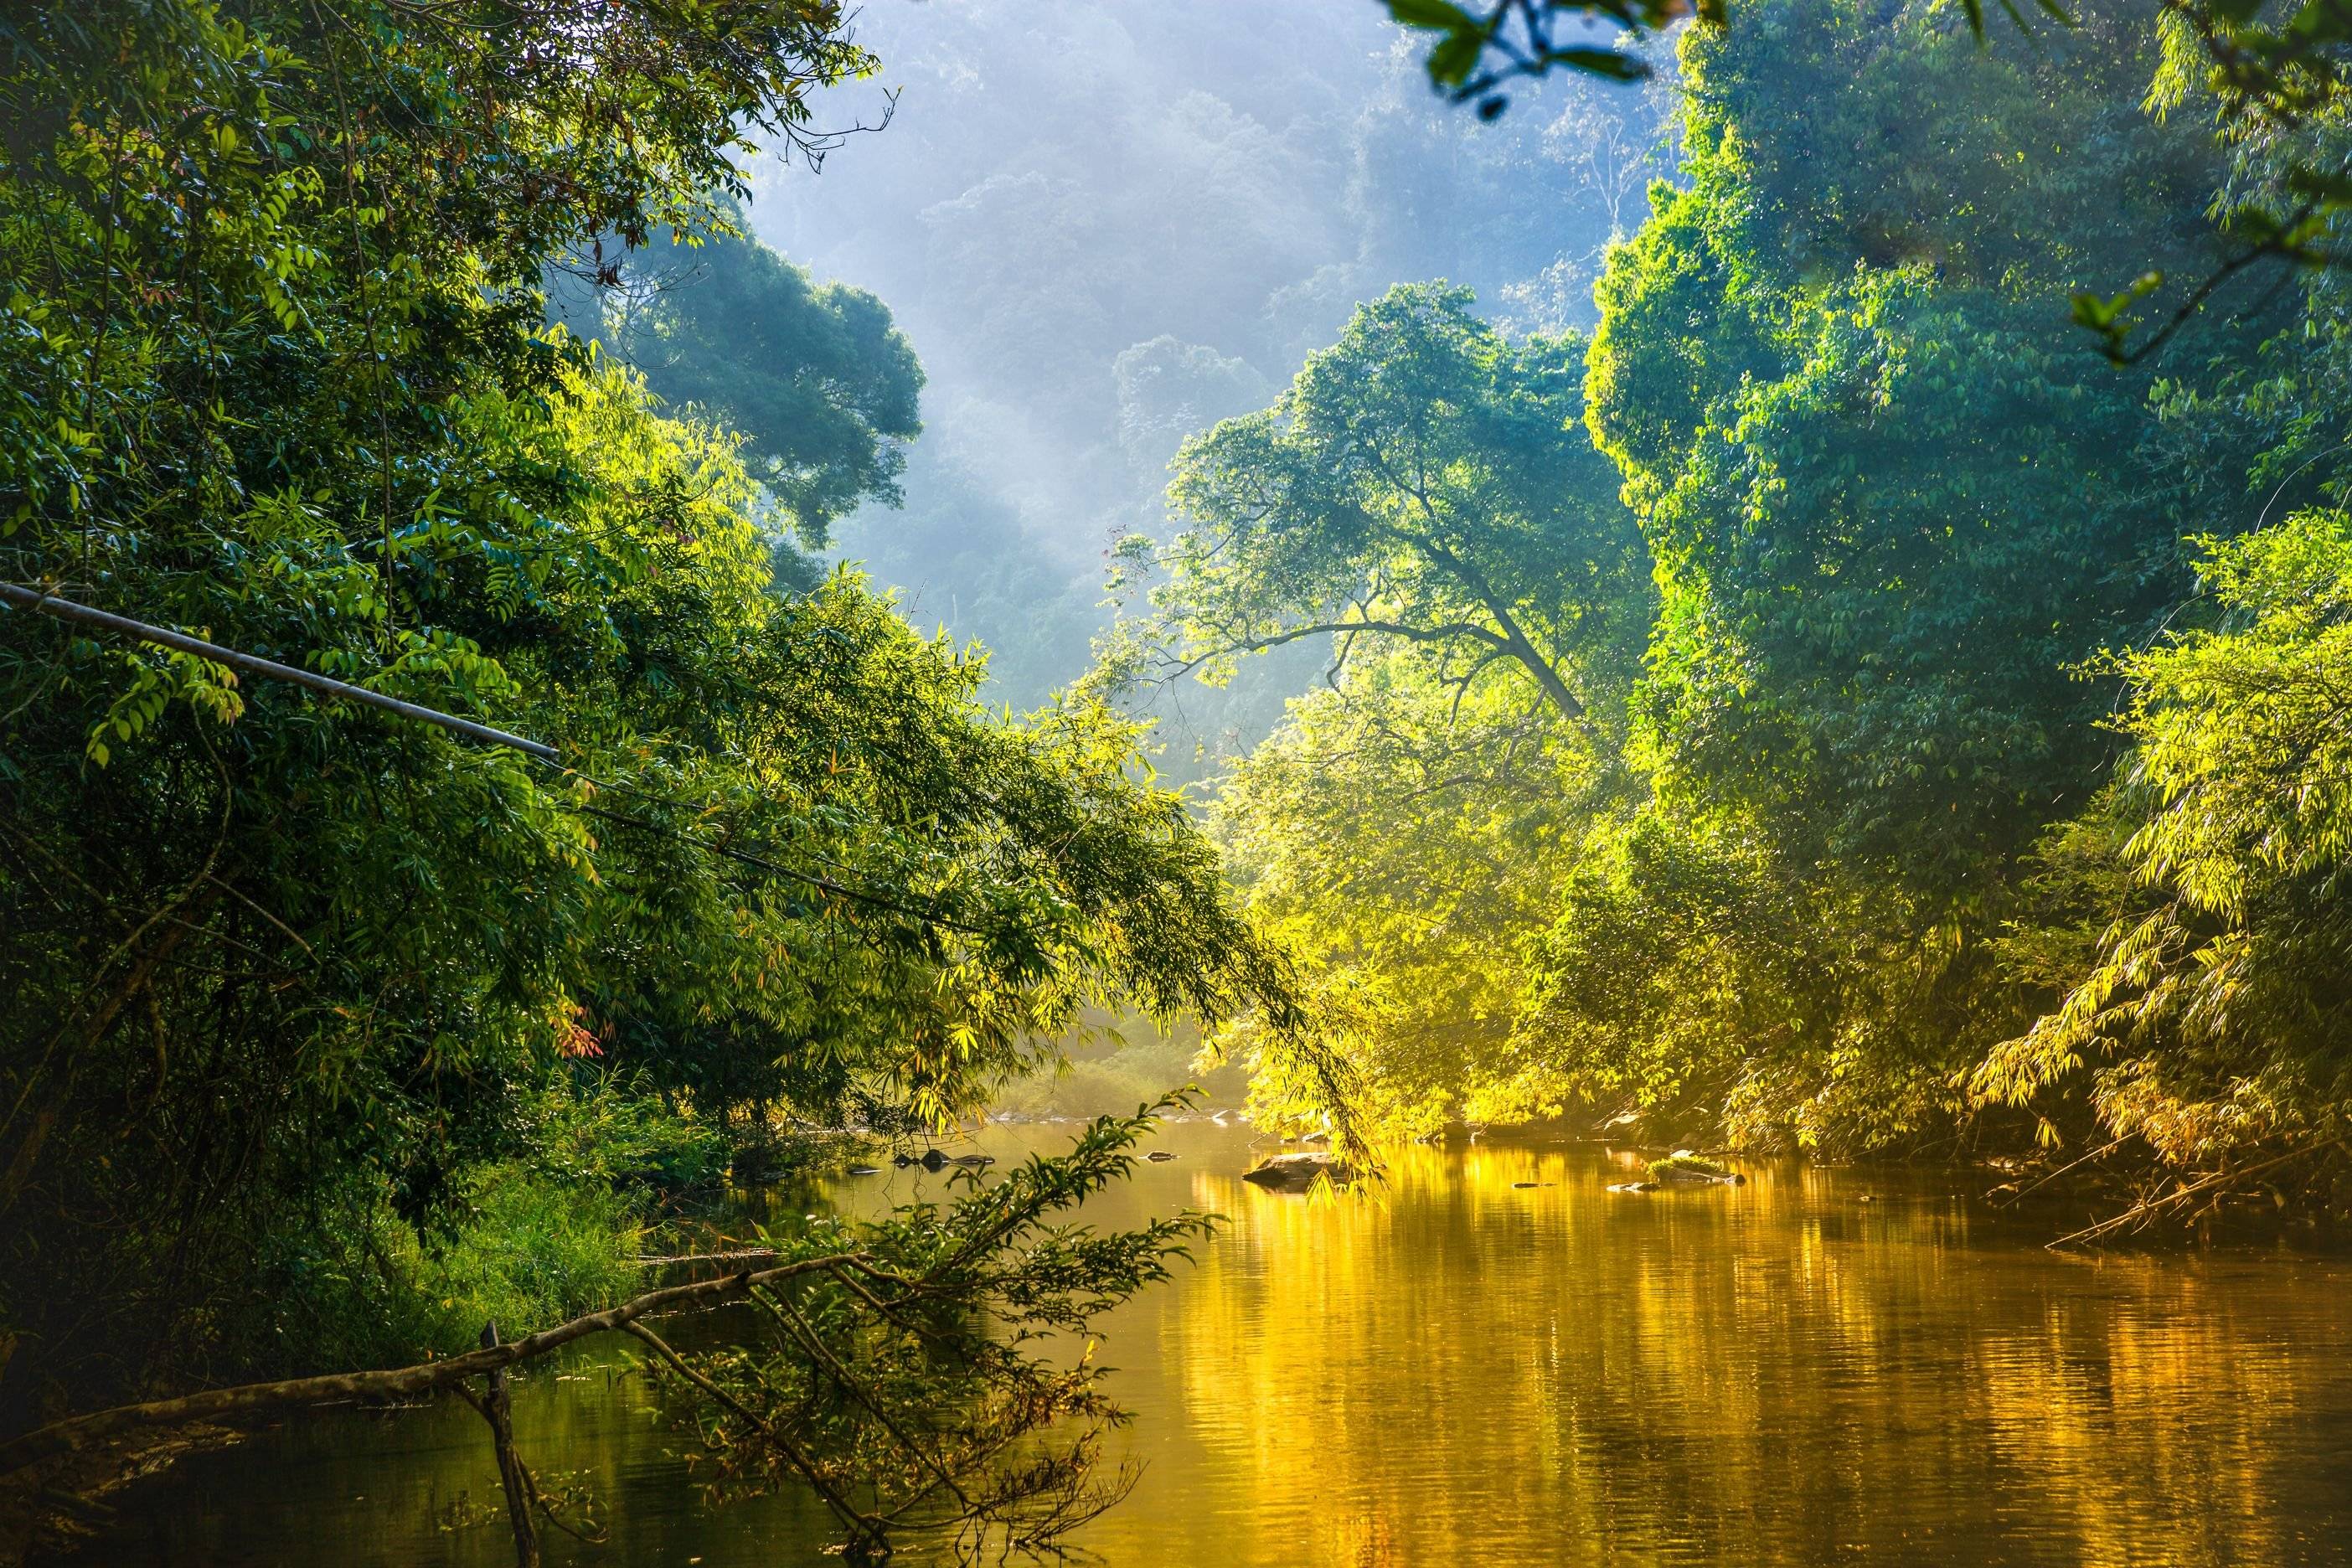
[84,645,245,767]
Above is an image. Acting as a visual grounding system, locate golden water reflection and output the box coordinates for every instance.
[1073,1128,2351,1568]
[91,1123,2352,1566]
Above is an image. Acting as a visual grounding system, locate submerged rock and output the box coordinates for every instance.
[846,1164,883,1176]
[1607,1181,1662,1194]
[949,1153,994,1168]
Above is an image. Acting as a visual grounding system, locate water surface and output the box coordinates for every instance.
[93,1122,2352,1565]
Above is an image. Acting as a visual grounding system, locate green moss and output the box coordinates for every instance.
[1648,1153,1732,1182]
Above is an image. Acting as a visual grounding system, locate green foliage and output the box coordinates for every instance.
[1668,0,2214,291]
[2075,0,2352,360]
[1120,282,1650,726]
[1213,642,1627,1134]
[1646,1152,1730,1179]
[1489,0,2314,1158]
[548,208,925,549]
[1587,0,2267,895]
[260,1165,647,1380]
[0,0,1323,1473]
[1974,513,2352,1163]
[648,1104,1225,1558]
[1199,0,2352,1205]
[1121,282,1653,1135]
[1505,798,1979,1151]
[1619,271,2200,888]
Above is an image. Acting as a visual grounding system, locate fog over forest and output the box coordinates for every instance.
[741,0,1674,733]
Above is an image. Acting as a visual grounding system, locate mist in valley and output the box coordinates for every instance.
[740,1,1674,750]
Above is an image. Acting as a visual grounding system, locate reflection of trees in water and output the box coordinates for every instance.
[1150,1148,2338,1566]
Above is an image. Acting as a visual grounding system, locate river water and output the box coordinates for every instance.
[92,1120,2352,1565]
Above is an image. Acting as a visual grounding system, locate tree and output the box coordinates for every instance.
[1117,283,1648,727]
[549,212,926,549]
[1583,0,2274,897]
[1213,643,1622,1134]
[0,3,1335,1550]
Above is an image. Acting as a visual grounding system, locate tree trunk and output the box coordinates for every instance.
[477,1323,539,1568]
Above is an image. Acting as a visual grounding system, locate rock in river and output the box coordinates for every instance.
[1241,1152,1338,1190]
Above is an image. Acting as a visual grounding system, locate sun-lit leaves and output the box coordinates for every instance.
[1120,282,1648,729]
[1975,513,2352,1163]
[1211,641,1624,1136]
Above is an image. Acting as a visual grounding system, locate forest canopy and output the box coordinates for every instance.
[1118,0,2352,1221]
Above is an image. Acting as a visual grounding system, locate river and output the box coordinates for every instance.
[90,1120,2352,1565]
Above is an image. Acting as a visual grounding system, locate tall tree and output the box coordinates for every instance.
[1117,283,1648,725]
[1582,0,2273,896]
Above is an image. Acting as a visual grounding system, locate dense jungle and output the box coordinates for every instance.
[3,0,2352,1563]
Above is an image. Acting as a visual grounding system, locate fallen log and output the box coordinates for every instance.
[0,1248,869,1478]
